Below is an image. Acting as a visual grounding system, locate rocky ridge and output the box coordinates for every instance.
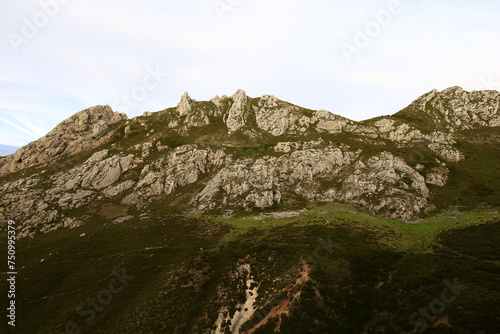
[0,87,498,238]
[0,105,127,176]
[398,86,500,131]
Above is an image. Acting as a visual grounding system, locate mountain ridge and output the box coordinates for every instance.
[2,86,498,170]
[0,105,127,176]
[0,87,498,238]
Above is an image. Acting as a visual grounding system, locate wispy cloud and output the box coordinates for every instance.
[0,117,41,139]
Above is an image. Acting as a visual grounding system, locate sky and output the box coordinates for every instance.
[0,0,499,147]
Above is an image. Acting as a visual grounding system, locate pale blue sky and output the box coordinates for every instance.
[1,0,499,147]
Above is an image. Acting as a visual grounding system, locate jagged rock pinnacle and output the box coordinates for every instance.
[231,89,247,100]
[177,92,194,116]
[226,90,249,132]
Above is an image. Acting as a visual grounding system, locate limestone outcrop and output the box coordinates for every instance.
[0,87,498,237]
[0,105,127,176]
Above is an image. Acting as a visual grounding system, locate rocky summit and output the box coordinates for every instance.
[1,87,499,334]
[0,87,499,238]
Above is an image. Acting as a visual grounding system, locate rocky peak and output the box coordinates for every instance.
[0,105,127,176]
[441,86,465,95]
[54,105,127,134]
[225,89,250,132]
[231,89,247,102]
[259,94,279,108]
[210,95,223,108]
[397,87,500,130]
[409,89,439,109]
[177,92,194,116]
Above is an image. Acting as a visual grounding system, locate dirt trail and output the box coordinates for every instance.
[244,262,314,334]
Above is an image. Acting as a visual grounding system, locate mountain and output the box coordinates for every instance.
[0,144,20,156]
[0,87,499,334]
[0,87,498,238]
[0,105,126,174]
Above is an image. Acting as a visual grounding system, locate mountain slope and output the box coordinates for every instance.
[0,87,499,334]
[394,86,500,131]
[0,88,498,239]
[1,206,499,334]
[0,105,127,176]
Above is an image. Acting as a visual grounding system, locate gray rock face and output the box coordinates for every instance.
[314,109,350,133]
[189,146,433,221]
[192,144,360,211]
[0,178,64,238]
[177,92,193,116]
[331,152,430,220]
[122,145,229,207]
[173,92,210,129]
[225,89,249,133]
[425,167,449,186]
[53,150,137,190]
[255,95,294,136]
[401,86,500,130]
[0,149,139,237]
[103,180,136,197]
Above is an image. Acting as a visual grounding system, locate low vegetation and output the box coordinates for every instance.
[1,206,498,333]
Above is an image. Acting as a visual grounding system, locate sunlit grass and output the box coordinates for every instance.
[187,204,499,252]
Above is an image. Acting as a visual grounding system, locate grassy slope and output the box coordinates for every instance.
[430,140,500,210]
[1,206,499,334]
